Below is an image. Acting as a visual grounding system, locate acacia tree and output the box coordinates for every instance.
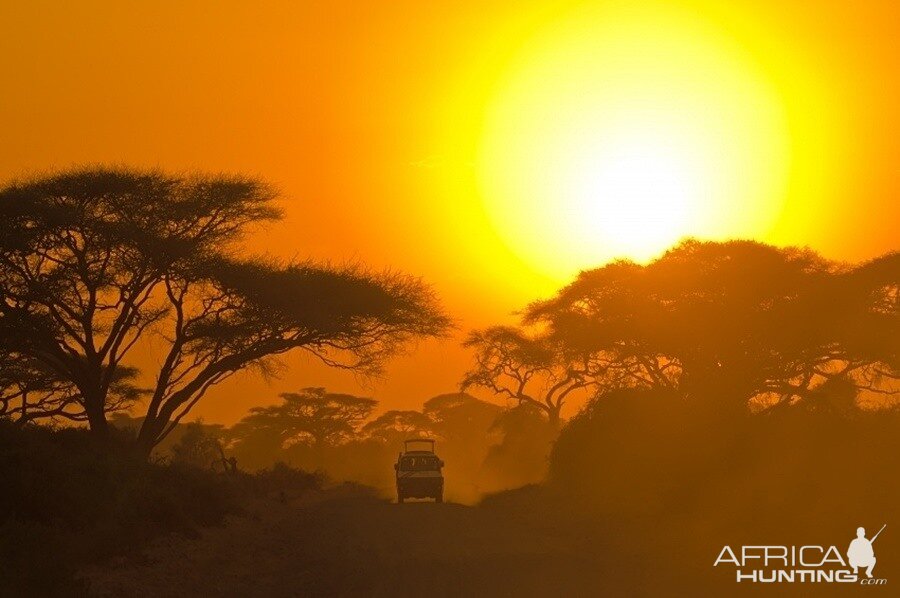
[134,259,446,454]
[229,388,377,465]
[0,356,144,424]
[0,167,449,455]
[461,327,590,429]
[361,409,437,444]
[526,240,899,413]
[421,392,503,448]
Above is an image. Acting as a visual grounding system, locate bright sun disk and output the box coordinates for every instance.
[559,127,700,261]
[477,2,791,278]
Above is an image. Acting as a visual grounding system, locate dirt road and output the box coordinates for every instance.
[81,489,603,597]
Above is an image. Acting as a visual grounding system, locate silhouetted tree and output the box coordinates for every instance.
[0,354,75,422]
[422,392,503,442]
[362,409,437,444]
[422,392,502,493]
[169,420,225,469]
[230,388,377,465]
[222,418,287,471]
[462,328,590,428]
[0,355,144,424]
[480,403,556,490]
[527,240,899,414]
[0,167,449,455]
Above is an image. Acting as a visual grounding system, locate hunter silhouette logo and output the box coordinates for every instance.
[714,524,888,585]
[848,525,885,579]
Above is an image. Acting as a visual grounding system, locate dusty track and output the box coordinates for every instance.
[81,489,596,597]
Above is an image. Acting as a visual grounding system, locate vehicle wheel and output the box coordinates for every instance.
[436,492,443,504]
[398,495,405,504]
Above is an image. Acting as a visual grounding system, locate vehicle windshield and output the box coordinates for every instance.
[400,455,440,471]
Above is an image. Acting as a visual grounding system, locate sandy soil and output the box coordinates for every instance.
[80,488,599,597]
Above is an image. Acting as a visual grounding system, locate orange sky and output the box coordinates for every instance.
[1,1,898,423]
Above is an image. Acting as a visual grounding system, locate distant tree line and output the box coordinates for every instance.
[142,389,552,499]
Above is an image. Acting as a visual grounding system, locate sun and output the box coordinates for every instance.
[477,2,791,278]
[554,125,701,262]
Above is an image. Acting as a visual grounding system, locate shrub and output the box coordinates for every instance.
[0,422,240,594]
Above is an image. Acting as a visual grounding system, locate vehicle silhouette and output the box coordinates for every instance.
[394,438,444,503]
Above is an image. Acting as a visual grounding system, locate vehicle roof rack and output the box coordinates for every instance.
[403,438,436,453]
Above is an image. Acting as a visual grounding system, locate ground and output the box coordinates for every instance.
[79,486,601,597]
[78,484,860,597]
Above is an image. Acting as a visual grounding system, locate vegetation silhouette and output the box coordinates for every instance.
[480,239,899,594]
[2,170,897,598]
[480,403,556,490]
[462,327,586,429]
[527,239,898,412]
[169,419,227,471]
[362,408,439,445]
[0,167,450,456]
[219,389,545,501]
[230,387,378,468]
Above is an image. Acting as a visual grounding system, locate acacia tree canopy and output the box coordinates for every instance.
[461,327,587,427]
[361,409,438,444]
[230,387,378,452]
[462,240,898,424]
[0,167,450,454]
[525,240,899,412]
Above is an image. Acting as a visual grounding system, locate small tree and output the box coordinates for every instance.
[169,420,225,470]
[362,409,437,444]
[461,327,588,429]
[230,388,378,465]
[421,392,503,440]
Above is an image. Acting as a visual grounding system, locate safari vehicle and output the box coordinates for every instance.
[394,438,444,503]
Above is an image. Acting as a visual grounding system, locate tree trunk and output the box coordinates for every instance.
[547,408,562,434]
[135,415,166,460]
[134,434,156,460]
[314,438,326,470]
[84,391,109,440]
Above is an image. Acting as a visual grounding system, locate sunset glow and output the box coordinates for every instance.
[2,2,900,592]
[0,0,897,418]
[478,3,791,273]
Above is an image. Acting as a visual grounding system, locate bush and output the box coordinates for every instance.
[0,422,241,594]
[248,461,326,498]
[551,388,900,521]
[545,388,900,591]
